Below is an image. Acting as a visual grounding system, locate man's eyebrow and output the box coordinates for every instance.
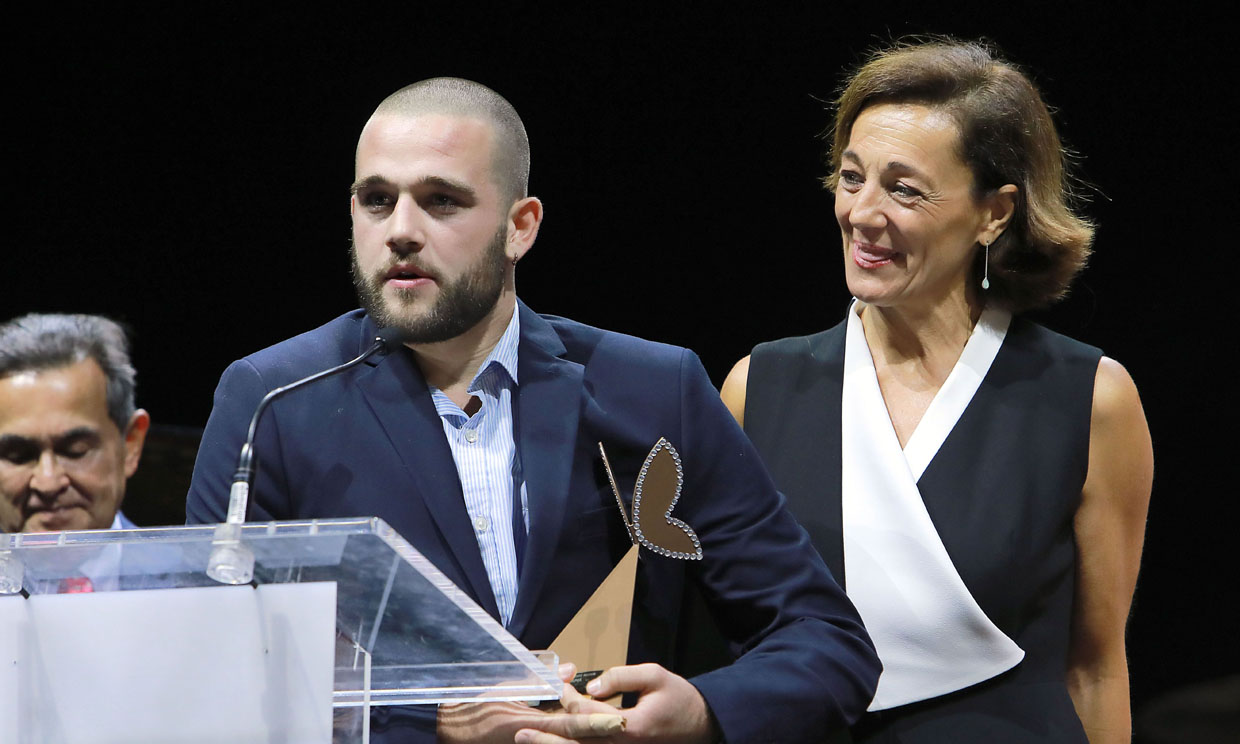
[420,176,477,200]
[350,175,391,195]
[54,427,101,444]
[0,428,101,448]
[349,175,478,200]
[0,434,35,450]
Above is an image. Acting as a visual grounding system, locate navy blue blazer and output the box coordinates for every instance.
[186,303,879,743]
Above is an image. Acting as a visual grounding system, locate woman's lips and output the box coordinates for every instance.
[853,241,897,269]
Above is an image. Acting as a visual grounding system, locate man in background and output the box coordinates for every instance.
[0,313,149,533]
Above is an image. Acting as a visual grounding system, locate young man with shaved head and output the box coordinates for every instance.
[187,78,879,744]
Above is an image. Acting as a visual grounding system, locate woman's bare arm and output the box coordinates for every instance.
[1068,356,1154,742]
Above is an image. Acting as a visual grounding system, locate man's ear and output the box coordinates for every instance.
[979,184,1019,245]
[122,409,150,479]
[506,196,543,263]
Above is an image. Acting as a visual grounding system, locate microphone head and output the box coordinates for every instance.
[374,326,415,353]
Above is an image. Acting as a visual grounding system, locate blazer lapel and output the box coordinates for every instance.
[506,303,584,638]
[354,334,500,620]
[807,324,847,589]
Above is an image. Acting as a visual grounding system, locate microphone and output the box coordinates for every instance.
[207,326,412,584]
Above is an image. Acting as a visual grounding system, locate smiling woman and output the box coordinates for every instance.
[833,102,1018,325]
[823,40,1094,314]
[721,38,1153,743]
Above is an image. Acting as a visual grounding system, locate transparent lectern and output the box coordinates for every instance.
[0,518,560,744]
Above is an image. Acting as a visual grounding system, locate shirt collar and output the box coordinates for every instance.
[471,305,521,390]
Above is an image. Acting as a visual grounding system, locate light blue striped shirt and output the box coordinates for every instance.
[429,309,528,626]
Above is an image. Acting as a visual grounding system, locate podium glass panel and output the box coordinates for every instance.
[1,518,560,708]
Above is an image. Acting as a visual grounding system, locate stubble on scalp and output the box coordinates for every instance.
[350,224,509,344]
[362,78,529,207]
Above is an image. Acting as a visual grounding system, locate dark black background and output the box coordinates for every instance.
[8,4,1232,715]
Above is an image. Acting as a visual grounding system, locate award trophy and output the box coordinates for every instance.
[549,437,702,699]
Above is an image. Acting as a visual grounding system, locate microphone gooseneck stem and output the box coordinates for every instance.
[223,335,391,526]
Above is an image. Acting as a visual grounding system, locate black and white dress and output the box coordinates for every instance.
[745,302,1100,742]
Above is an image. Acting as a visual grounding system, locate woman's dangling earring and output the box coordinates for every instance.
[981,240,991,290]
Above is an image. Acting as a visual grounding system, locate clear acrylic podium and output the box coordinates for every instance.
[0,518,560,743]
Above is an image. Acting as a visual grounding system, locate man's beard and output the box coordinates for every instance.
[351,226,508,344]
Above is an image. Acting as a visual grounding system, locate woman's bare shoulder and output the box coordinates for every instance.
[720,355,751,427]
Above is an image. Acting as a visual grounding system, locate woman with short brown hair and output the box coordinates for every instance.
[723,39,1152,742]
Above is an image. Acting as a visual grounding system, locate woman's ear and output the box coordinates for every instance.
[980,184,1019,244]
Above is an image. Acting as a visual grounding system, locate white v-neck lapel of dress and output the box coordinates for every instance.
[841,301,1024,711]
[903,304,1011,481]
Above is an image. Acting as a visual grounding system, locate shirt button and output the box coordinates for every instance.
[474,516,490,533]
[464,429,479,443]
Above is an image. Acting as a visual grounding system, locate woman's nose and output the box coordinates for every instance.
[845,182,888,231]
